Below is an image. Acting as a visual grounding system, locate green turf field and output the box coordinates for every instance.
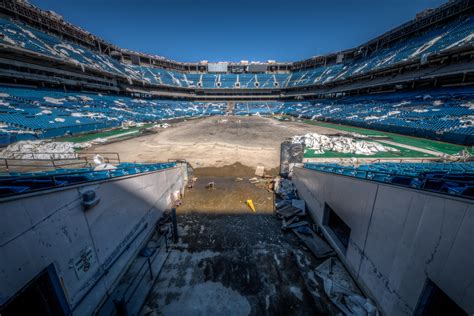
[298,119,472,157]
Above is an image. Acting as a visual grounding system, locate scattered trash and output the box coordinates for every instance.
[255,165,265,177]
[282,216,299,230]
[93,154,116,171]
[187,176,198,189]
[274,176,376,314]
[274,177,296,200]
[296,225,313,235]
[286,221,309,230]
[314,257,379,315]
[172,190,182,207]
[276,204,304,219]
[281,216,309,230]
[205,182,215,189]
[249,177,260,184]
[246,199,256,213]
[235,177,244,181]
[291,199,305,212]
[275,199,291,209]
[292,226,334,258]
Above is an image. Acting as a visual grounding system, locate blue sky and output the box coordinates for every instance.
[31,0,446,62]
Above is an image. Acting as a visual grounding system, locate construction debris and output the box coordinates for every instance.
[291,199,305,212]
[0,140,90,159]
[273,176,376,315]
[315,258,379,316]
[275,199,291,209]
[205,181,215,189]
[249,177,260,184]
[281,216,309,230]
[293,226,334,258]
[291,133,398,156]
[187,176,198,189]
[276,204,304,219]
[274,177,296,200]
[255,165,265,177]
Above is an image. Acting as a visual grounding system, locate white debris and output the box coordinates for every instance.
[292,133,398,155]
[460,102,474,110]
[255,165,265,177]
[315,257,379,316]
[43,96,66,105]
[93,154,116,170]
[410,35,443,58]
[0,140,90,159]
[37,109,53,115]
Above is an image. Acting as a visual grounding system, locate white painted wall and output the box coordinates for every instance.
[0,163,187,315]
[293,166,474,316]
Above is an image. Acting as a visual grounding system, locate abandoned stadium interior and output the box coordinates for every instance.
[0,0,473,315]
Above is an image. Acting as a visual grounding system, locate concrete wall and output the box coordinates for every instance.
[0,163,187,315]
[293,167,474,316]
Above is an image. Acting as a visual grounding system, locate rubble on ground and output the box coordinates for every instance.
[0,140,90,159]
[291,133,398,155]
[205,181,215,189]
[315,258,379,316]
[255,165,265,177]
[274,175,379,315]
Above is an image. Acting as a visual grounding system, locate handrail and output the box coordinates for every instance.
[0,151,121,171]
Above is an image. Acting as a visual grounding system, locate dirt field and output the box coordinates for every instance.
[143,164,338,315]
[90,116,341,169]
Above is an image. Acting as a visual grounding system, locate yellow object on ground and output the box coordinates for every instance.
[246,199,256,212]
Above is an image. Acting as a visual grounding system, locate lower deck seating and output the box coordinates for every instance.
[0,86,473,146]
[0,162,176,197]
[304,162,474,198]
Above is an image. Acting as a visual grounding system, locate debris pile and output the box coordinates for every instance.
[0,140,90,159]
[315,258,378,315]
[274,177,333,259]
[274,176,379,315]
[291,133,398,155]
[246,165,275,193]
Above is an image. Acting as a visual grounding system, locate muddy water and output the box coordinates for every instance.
[144,164,337,315]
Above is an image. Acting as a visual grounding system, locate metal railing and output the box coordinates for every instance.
[0,151,121,172]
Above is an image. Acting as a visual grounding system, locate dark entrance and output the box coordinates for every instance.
[0,264,71,316]
[415,279,467,316]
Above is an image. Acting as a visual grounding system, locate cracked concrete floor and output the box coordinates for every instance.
[142,165,338,315]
